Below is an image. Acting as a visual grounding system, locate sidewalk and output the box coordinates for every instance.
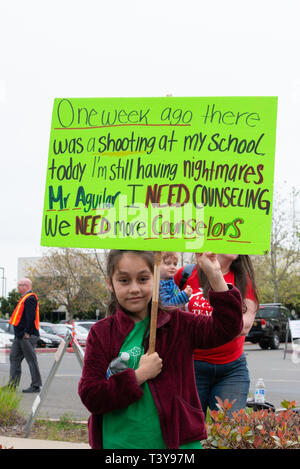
[0,435,90,449]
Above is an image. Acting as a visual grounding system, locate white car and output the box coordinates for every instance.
[75,321,96,332]
[0,329,14,348]
[65,324,88,346]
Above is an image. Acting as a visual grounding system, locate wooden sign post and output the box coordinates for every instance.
[148,251,161,354]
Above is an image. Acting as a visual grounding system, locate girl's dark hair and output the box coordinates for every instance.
[198,255,259,311]
[106,250,154,317]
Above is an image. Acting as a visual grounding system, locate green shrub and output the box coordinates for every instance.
[0,385,22,426]
[204,397,300,449]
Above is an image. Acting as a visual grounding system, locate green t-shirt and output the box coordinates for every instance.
[102,316,202,449]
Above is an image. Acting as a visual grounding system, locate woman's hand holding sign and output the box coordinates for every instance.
[196,252,229,293]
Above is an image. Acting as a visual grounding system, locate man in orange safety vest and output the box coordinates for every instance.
[6,278,42,393]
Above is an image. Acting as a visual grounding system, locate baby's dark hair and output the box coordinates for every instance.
[106,250,154,316]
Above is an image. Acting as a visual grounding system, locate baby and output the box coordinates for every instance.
[159,252,193,307]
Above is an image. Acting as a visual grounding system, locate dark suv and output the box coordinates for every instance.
[246,303,291,350]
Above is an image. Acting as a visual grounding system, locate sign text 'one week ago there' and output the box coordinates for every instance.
[41,96,278,255]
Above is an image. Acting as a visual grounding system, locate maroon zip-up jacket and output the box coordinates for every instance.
[78,285,243,449]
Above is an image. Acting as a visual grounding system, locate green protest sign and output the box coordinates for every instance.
[40,96,278,254]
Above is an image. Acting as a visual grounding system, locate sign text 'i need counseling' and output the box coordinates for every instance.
[41,96,278,254]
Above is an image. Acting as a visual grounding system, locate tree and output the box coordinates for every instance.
[0,289,20,318]
[27,248,108,322]
[252,185,300,309]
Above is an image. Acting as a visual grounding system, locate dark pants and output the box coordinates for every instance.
[194,353,250,417]
[9,335,42,388]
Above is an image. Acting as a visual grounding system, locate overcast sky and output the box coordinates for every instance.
[0,0,300,295]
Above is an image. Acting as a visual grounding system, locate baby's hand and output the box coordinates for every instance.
[184,286,193,297]
[135,352,163,385]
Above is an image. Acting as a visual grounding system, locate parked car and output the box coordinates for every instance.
[0,329,14,348]
[65,324,88,346]
[0,319,14,335]
[49,324,73,345]
[39,322,60,335]
[39,325,63,348]
[74,320,96,332]
[0,319,58,348]
[246,303,292,349]
[37,335,53,348]
[39,322,66,346]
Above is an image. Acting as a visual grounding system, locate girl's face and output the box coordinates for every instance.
[107,253,153,322]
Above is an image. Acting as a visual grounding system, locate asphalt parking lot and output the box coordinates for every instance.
[0,342,299,422]
[244,342,300,408]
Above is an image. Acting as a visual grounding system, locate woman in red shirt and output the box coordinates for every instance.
[174,254,258,417]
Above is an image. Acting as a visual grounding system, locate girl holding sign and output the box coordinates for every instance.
[174,254,258,417]
[78,250,243,449]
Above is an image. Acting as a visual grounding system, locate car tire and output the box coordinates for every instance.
[259,339,270,350]
[269,332,280,349]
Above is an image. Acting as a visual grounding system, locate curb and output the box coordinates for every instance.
[0,417,90,449]
[0,435,90,449]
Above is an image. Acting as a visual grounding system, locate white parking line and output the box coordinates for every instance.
[264,379,300,383]
[55,374,81,377]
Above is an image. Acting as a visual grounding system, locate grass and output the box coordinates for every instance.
[30,414,88,443]
[0,384,22,426]
[0,385,88,443]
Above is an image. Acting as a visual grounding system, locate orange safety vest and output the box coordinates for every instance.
[9,293,40,330]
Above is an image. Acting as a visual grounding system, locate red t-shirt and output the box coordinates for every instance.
[174,265,256,364]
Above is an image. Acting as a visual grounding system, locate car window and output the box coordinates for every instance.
[78,323,94,331]
[41,325,55,334]
[52,325,69,334]
[257,308,280,319]
[280,307,290,318]
[75,325,88,334]
[0,322,10,333]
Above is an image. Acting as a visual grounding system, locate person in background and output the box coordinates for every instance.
[159,251,193,307]
[7,278,42,393]
[174,254,258,417]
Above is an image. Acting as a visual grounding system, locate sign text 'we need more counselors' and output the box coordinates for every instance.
[40,97,278,254]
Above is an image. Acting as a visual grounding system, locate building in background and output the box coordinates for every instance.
[17,256,68,322]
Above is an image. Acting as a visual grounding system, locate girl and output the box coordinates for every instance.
[78,250,243,449]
